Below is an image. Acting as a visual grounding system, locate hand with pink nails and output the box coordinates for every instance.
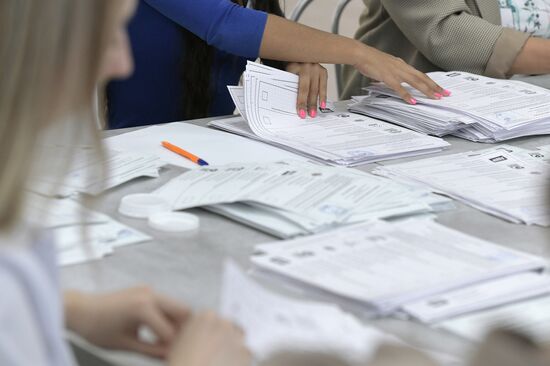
[353,45,450,105]
[286,63,328,119]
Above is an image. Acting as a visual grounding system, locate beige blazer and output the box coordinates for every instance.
[341,0,530,99]
[262,330,550,366]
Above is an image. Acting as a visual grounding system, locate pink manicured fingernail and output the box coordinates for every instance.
[310,109,317,118]
[321,101,327,109]
[299,109,306,119]
[434,93,442,99]
[443,89,452,96]
[409,98,417,105]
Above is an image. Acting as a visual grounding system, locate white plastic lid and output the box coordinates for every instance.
[118,194,171,219]
[148,212,200,233]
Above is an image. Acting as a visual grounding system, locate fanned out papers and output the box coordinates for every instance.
[24,194,151,266]
[30,145,164,197]
[210,62,448,166]
[250,218,546,316]
[151,161,454,238]
[221,261,400,363]
[350,71,550,142]
[373,144,550,226]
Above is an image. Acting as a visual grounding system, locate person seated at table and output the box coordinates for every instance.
[0,1,250,366]
[105,0,449,129]
[342,0,550,99]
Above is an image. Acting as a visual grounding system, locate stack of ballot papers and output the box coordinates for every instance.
[350,71,550,142]
[25,194,151,266]
[373,144,550,226]
[30,145,164,197]
[250,218,547,316]
[209,61,448,166]
[221,261,401,363]
[151,160,454,238]
[438,295,550,345]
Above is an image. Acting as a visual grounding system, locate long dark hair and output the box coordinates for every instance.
[182,0,285,120]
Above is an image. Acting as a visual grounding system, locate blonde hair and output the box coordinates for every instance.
[0,0,123,230]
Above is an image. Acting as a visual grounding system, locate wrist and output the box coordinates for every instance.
[64,291,92,336]
[350,41,372,68]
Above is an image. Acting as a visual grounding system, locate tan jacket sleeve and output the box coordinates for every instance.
[380,0,529,78]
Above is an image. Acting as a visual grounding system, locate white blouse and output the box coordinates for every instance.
[0,226,75,366]
[499,0,550,37]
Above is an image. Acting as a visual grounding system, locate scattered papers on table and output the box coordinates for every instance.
[221,261,400,363]
[25,193,110,229]
[351,71,550,142]
[30,145,164,197]
[53,219,151,266]
[26,195,151,266]
[439,295,550,344]
[211,62,448,166]
[251,219,546,315]
[151,161,453,237]
[373,144,550,226]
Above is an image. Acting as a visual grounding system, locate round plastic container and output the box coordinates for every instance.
[118,194,171,219]
[148,212,200,233]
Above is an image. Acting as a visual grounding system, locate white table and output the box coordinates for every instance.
[63,84,550,366]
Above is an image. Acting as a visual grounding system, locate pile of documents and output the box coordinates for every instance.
[30,145,164,197]
[373,144,550,226]
[25,194,150,266]
[350,71,550,142]
[251,218,547,316]
[210,62,449,166]
[221,261,400,363]
[151,160,454,238]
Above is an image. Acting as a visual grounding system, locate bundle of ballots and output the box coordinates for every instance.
[373,144,550,226]
[349,71,550,142]
[251,218,548,316]
[210,62,449,166]
[151,160,454,238]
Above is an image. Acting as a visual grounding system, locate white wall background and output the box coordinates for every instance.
[280,0,365,100]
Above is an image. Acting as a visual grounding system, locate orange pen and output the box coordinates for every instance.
[161,141,209,166]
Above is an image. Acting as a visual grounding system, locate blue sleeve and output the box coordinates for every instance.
[144,0,268,59]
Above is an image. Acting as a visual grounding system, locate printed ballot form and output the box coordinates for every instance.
[221,261,398,362]
[353,71,550,142]
[152,161,452,234]
[251,219,546,314]
[374,145,550,226]
[211,62,448,166]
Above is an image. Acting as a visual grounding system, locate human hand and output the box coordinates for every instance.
[354,45,450,104]
[64,287,189,359]
[286,62,328,119]
[168,311,252,366]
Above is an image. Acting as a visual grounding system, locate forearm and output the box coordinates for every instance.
[509,37,550,75]
[259,15,369,67]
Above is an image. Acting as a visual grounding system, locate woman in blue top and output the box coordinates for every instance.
[106,0,449,129]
